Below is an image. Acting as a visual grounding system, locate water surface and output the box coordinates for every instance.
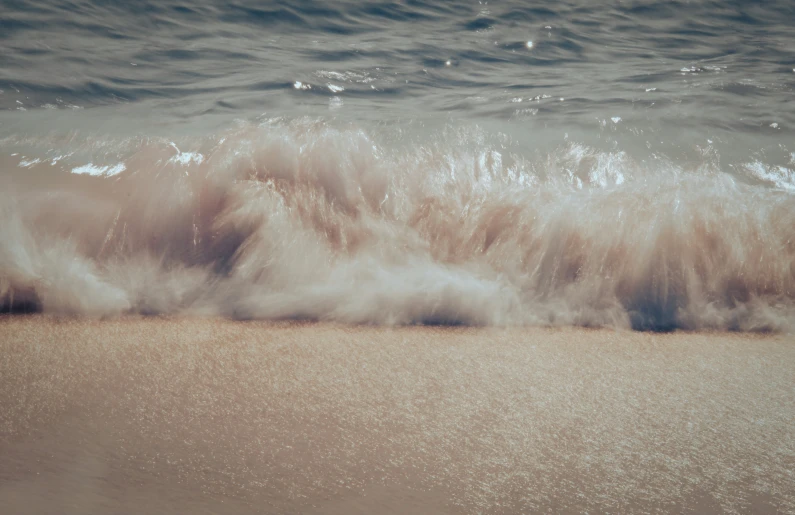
[1,0,794,329]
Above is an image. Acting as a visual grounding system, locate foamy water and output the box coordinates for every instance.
[2,0,794,330]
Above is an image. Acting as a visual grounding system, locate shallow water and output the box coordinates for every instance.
[1,0,794,329]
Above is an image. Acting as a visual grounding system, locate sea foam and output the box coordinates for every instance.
[1,120,793,331]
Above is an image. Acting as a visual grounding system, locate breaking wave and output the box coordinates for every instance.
[1,120,794,331]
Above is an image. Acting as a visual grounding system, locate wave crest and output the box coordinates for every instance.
[1,121,794,331]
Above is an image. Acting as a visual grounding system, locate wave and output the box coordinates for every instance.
[1,120,794,331]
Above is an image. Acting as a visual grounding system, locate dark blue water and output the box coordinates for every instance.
[1,0,794,330]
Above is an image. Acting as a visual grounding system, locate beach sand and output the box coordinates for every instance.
[0,316,793,513]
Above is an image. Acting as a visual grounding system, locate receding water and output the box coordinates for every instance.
[1,0,794,330]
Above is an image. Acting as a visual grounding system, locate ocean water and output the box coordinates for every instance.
[1,0,794,330]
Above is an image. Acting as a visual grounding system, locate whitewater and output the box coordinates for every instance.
[2,0,794,331]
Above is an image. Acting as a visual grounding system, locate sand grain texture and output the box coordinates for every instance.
[1,317,793,514]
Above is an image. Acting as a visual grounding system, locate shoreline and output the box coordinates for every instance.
[1,316,793,513]
[2,312,790,334]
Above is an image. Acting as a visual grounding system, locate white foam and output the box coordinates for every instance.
[71,162,126,176]
[1,123,794,331]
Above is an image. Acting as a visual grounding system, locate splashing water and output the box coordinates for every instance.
[1,120,793,331]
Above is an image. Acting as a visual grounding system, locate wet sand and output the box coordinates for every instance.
[0,316,793,514]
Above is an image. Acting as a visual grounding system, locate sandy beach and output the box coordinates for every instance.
[4,0,795,512]
[0,316,793,514]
